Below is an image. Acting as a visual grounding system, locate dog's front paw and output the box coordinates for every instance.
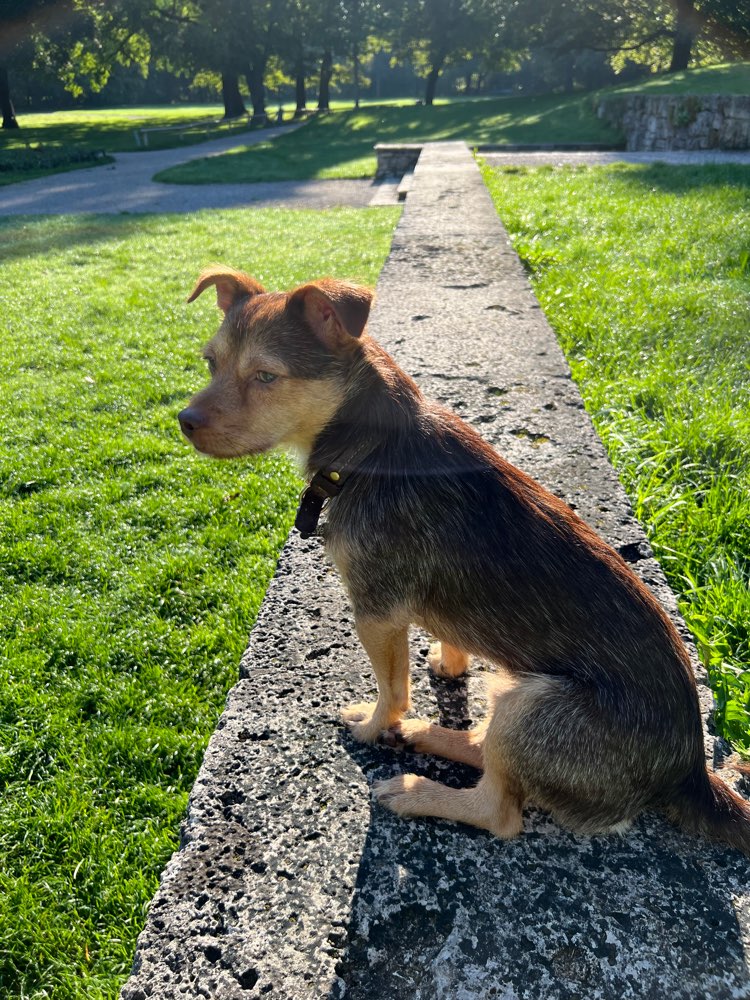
[342,702,385,745]
[341,701,377,724]
[373,773,428,816]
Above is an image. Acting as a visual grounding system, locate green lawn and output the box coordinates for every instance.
[482,160,750,753]
[0,104,266,185]
[614,60,750,95]
[0,205,400,999]
[154,94,624,185]
[154,61,750,186]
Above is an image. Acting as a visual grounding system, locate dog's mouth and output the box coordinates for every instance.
[178,410,272,458]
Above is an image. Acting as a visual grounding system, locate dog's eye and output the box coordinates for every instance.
[256,371,278,384]
[205,356,217,375]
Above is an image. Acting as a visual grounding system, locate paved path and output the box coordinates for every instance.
[0,123,375,215]
[121,141,750,1000]
[482,149,750,169]
[3,125,748,217]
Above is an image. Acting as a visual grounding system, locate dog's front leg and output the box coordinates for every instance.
[342,616,411,744]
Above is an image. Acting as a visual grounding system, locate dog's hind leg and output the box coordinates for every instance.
[428,641,471,678]
[384,719,486,769]
[374,767,523,839]
[342,616,411,745]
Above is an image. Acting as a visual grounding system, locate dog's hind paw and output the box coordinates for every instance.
[380,720,430,752]
[428,642,471,679]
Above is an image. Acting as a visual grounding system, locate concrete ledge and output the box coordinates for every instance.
[121,142,750,1000]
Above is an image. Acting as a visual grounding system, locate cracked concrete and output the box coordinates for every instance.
[120,142,750,1000]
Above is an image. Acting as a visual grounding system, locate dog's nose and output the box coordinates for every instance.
[178,407,207,438]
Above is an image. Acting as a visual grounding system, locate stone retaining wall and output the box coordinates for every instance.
[374,143,423,179]
[120,142,750,1000]
[597,94,750,151]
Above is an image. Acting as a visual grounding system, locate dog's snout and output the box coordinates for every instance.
[178,406,208,438]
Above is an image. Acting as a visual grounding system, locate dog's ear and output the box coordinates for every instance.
[290,279,374,350]
[188,266,265,315]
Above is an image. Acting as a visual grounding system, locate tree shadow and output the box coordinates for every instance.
[607,159,750,194]
[0,213,151,265]
[329,648,750,1000]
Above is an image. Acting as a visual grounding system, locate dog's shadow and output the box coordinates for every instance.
[328,655,750,1000]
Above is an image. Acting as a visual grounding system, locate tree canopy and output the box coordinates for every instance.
[1,0,748,127]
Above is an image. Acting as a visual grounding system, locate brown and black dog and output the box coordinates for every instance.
[179,265,750,853]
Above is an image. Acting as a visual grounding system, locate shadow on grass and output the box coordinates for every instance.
[0,214,158,264]
[157,97,624,185]
[608,161,750,194]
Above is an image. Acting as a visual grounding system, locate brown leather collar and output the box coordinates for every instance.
[294,440,378,539]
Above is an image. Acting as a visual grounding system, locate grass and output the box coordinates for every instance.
[614,60,750,95]
[154,61,750,187]
[0,204,400,999]
[154,93,623,184]
[0,104,266,185]
[2,60,747,187]
[481,159,750,752]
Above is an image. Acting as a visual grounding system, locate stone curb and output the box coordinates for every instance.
[120,142,750,1000]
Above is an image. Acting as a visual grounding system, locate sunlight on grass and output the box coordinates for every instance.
[155,97,623,185]
[0,205,400,999]
[482,160,750,753]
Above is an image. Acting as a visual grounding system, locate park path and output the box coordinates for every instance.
[0,122,375,215]
[2,121,748,217]
[121,141,750,1000]
[482,148,750,168]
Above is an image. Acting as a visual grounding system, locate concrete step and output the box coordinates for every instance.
[121,141,750,1000]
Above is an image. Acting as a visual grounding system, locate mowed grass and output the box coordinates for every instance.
[482,161,750,751]
[0,205,399,999]
[0,104,249,152]
[614,59,750,95]
[0,104,262,185]
[153,61,750,186]
[154,93,624,184]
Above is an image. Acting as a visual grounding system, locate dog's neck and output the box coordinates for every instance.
[294,340,423,538]
[306,338,423,478]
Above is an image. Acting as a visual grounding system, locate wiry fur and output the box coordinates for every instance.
[180,267,750,855]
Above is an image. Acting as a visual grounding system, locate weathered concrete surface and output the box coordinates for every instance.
[121,142,750,1000]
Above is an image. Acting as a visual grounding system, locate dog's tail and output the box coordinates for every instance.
[666,757,750,856]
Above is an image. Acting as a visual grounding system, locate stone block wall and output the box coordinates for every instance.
[597,94,750,151]
[374,143,423,179]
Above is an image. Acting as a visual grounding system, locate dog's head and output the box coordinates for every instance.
[178,266,373,459]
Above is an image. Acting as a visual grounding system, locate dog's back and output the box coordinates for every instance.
[182,269,750,853]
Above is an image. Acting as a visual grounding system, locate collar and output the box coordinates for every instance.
[294,439,377,539]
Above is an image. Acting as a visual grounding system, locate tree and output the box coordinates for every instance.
[505,0,749,79]
[387,0,506,105]
[0,0,155,128]
[0,0,67,128]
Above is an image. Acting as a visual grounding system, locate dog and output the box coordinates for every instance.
[178,265,750,853]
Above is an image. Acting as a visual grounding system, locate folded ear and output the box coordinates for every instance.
[290,279,374,350]
[188,266,266,315]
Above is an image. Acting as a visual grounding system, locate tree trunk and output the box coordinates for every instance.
[669,0,698,72]
[0,66,19,129]
[353,40,360,109]
[317,49,332,112]
[424,55,445,106]
[221,73,247,118]
[294,56,307,117]
[562,55,575,94]
[246,63,267,123]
